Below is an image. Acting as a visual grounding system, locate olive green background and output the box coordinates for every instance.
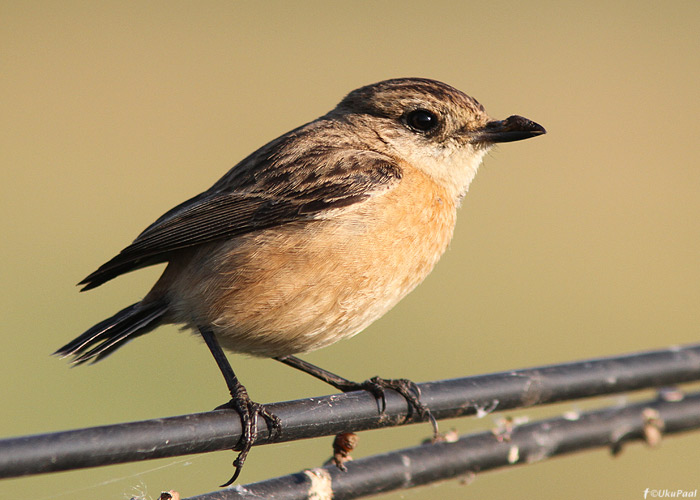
[2,1,699,499]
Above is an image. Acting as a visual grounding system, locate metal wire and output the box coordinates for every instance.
[1,343,700,479]
[184,391,700,499]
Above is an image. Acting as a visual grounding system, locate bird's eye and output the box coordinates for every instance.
[405,109,439,133]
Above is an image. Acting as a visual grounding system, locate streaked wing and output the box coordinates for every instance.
[79,148,401,290]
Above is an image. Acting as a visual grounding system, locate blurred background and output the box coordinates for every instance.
[2,1,699,498]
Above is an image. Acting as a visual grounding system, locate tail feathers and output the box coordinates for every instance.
[55,301,167,364]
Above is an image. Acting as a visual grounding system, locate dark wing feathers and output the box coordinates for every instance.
[79,145,401,291]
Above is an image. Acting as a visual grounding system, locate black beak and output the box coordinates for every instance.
[473,115,546,143]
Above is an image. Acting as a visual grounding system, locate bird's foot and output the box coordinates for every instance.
[338,376,438,437]
[214,384,282,487]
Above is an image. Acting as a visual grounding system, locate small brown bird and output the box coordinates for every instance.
[56,78,545,484]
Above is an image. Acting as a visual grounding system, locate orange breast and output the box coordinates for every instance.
[164,165,458,357]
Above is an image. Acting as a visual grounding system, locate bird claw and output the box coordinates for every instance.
[216,390,282,487]
[350,376,438,437]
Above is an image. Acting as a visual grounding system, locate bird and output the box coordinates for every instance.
[55,77,546,484]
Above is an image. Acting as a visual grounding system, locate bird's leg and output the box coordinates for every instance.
[200,327,281,486]
[275,355,438,436]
